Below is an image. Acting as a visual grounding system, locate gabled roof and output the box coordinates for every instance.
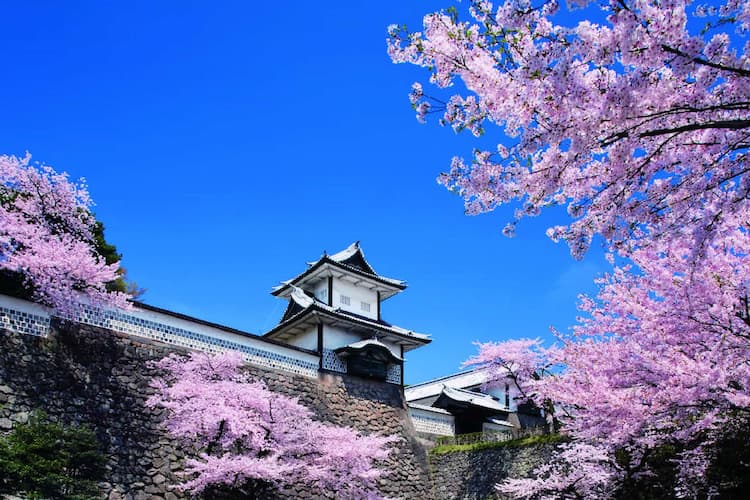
[264,286,430,351]
[433,386,509,414]
[335,338,404,363]
[405,369,489,402]
[315,241,378,275]
[271,242,407,300]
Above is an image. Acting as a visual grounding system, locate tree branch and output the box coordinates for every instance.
[639,120,750,138]
[661,44,750,77]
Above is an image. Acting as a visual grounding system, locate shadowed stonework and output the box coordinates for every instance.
[0,322,431,499]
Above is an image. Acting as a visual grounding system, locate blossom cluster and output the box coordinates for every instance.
[0,153,128,313]
[389,0,750,259]
[147,352,396,499]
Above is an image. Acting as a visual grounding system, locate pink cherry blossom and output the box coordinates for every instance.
[389,0,750,259]
[147,352,396,499]
[0,153,128,313]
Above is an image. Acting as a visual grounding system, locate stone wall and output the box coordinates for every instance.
[0,322,430,499]
[427,444,558,500]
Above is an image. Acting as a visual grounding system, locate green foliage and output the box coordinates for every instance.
[0,412,106,500]
[430,433,565,455]
[92,220,144,298]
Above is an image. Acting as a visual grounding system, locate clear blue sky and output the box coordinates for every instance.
[0,1,609,384]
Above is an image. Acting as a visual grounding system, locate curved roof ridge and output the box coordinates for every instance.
[328,241,362,263]
[274,243,407,297]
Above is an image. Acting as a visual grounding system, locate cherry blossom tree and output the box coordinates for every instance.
[146,352,396,499]
[0,153,128,313]
[465,235,750,497]
[389,0,750,258]
[390,0,750,496]
[464,337,563,430]
[464,337,552,401]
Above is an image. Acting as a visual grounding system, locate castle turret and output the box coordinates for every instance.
[264,242,430,384]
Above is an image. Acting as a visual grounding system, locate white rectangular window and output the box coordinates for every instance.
[340,295,350,306]
[360,301,371,312]
[317,289,328,301]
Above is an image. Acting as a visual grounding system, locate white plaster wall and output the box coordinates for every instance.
[482,422,514,436]
[323,325,362,350]
[379,337,402,359]
[332,279,378,319]
[0,294,321,378]
[323,325,402,359]
[312,281,329,304]
[117,307,319,363]
[287,326,318,351]
[485,382,522,411]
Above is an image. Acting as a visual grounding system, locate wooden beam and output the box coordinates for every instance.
[317,323,324,370]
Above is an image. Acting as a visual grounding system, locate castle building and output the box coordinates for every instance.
[264,242,431,385]
[1,240,550,446]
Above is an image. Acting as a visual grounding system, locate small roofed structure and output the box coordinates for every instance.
[405,368,548,439]
[264,242,430,385]
[336,338,403,380]
[433,386,511,434]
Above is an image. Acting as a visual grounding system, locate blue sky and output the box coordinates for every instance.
[0,1,610,384]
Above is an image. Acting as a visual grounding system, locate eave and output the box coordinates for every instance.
[271,257,406,300]
[433,386,509,415]
[335,338,404,363]
[263,304,430,352]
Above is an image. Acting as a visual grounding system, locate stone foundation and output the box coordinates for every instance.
[0,322,430,499]
[428,444,558,500]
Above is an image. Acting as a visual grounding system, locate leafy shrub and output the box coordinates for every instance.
[0,412,106,499]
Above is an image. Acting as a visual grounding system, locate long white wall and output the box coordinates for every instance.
[0,294,413,385]
[0,294,319,378]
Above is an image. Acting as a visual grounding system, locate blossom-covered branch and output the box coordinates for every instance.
[389,0,750,258]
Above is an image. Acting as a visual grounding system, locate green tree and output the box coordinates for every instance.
[0,412,106,500]
[92,220,145,298]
